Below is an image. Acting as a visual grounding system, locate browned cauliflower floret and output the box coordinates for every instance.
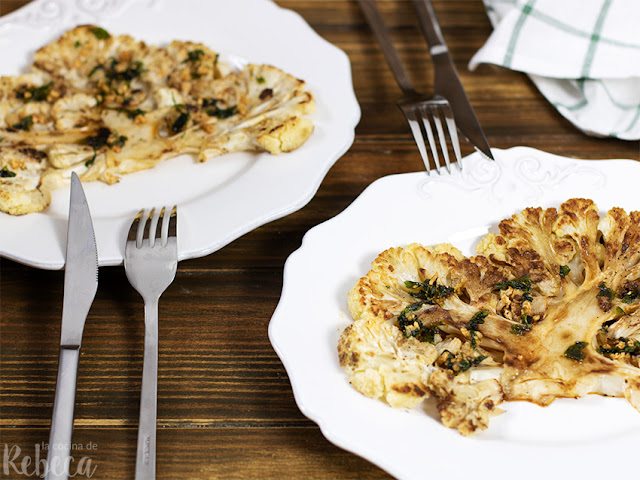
[338,317,438,408]
[0,147,51,215]
[339,198,640,435]
[428,369,504,436]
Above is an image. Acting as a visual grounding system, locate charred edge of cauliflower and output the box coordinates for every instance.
[340,199,640,435]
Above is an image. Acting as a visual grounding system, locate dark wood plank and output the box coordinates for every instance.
[0,428,390,480]
[0,0,26,16]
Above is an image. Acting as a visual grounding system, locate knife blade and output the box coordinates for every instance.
[46,172,98,480]
[411,0,494,161]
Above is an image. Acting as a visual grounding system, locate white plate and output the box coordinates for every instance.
[269,146,640,480]
[0,0,360,269]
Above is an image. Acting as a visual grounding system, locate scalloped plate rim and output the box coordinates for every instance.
[0,0,361,269]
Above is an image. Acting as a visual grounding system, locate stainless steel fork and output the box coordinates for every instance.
[357,0,462,174]
[124,206,178,480]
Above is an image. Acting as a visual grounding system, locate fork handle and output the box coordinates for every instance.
[135,299,158,480]
[356,0,417,95]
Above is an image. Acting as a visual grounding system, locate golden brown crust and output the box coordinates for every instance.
[339,199,640,435]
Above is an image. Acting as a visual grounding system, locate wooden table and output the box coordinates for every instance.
[1,1,638,478]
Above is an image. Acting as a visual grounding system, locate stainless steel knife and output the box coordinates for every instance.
[412,0,494,161]
[45,172,98,480]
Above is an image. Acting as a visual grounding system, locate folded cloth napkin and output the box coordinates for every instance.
[469,0,640,140]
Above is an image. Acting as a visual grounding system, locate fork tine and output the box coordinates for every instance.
[419,106,441,174]
[158,207,169,246]
[399,105,431,175]
[140,208,155,247]
[158,206,177,247]
[440,101,462,171]
[153,207,166,242]
[138,210,152,248]
[148,209,161,247]
[168,206,177,239]
[128,210,144,243]
[429,104,451,174]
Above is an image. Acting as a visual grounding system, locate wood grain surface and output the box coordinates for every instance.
[1,1,638,479]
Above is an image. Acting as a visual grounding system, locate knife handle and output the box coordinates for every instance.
[45,347,80,480]
[412,0,448,52]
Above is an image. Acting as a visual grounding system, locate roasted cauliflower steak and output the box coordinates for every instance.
[0,25,315,215]
[339,199,640,435]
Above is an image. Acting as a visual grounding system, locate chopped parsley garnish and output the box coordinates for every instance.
[458,355,487,372]
[257,76,266,84]
[468,310,488,331]
[85,127,111,150]
[396,303,441,344]
[171,112,190,133]
[598,337,640,356]
[184,49,207,78]
[0,167,17,178]
[12,115,33,131]
[510,314,533,336]
[563,341,588,362]
[559,266,571,278]
[90,26,111,40]
[109,132,128,149]
[89,58,144,83]
[112,107,146,119]
[83,127,127,166]
[202,98,238,119]
[74,40,82,48]
[495,276,534,292]
[15,82,54,102]
[185,49,205,63]
[600,316,620,333]
[404,279,454,304]
[111,59,144,82]
[618,282,640,304]
[620,290,640,303]
[510,324,530,335]
[404,302,423,312]
[88,64,104,78]
[467,310,488,348]
[439,350,487,375]
[84,128,110,166]
[597,282,616,301]
[169,101,192,134]
[613,306,626,318]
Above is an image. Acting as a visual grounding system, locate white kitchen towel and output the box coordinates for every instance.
[469,0,640,140]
